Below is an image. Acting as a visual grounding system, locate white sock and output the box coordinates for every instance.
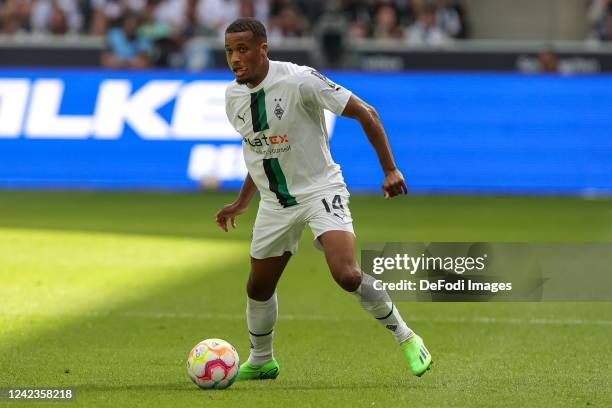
[353,273,414,343]
[246,292,277,366]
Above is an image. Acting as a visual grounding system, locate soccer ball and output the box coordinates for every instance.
[186,338,239,390]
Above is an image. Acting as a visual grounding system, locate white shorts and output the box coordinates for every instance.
[250,191,355,259]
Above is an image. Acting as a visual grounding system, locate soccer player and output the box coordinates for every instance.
[215,18,432,380]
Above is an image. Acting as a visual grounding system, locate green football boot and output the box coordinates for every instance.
[401,335,432,377]
[237,358,280,380]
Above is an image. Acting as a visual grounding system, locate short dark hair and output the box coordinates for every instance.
[225,18,267,41]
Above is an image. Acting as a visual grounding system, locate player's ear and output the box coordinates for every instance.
[260,41,268,57]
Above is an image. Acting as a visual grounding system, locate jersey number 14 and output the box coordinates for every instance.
[321,195,344,213]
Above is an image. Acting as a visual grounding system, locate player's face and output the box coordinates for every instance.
[225,31,268,85]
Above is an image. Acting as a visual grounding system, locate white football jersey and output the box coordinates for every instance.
[225,60,352,209]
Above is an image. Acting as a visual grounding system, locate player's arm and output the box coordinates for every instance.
[341,94,408,198]
[215,173,258,232]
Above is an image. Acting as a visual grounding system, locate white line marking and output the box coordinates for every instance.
[1,311,611,326]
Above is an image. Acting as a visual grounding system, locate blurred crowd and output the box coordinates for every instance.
[4,1,612,46]
[0,0,468,39]
[0,0,468,67]
[587,0,612,42]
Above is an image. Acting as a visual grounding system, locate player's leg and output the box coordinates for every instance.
[318,231,432,376]
[308,194,411,339]
[308,192,432,376]
[239,253,291,380]
[318,230,415,342]
[239,205,304,380]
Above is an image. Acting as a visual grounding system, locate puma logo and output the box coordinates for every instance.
[237,113,246,123]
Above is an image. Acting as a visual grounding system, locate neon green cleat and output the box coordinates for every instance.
[237,358,280,380]
[401,335,432,377]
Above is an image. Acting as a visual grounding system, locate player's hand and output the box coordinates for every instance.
[382,168,408,199]
[215,202,248,232]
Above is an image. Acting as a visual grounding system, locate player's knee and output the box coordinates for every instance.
[332,264,362,292]
[246,278,275,301]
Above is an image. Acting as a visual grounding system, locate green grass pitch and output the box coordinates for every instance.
[0,191,611,407]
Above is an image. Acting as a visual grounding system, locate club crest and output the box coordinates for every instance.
[274,98,284,120]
